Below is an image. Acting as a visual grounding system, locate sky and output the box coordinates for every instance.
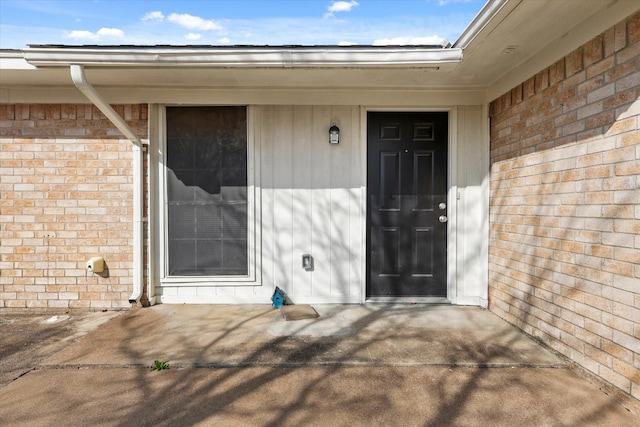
[0,0,487,49]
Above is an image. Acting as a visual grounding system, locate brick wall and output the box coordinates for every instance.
[0,104,147,309]
[489,11,640,407]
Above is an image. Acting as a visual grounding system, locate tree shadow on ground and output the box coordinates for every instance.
[1,304,636,426]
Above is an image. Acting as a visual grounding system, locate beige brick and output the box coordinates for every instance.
[26,300,48,308]
[614,21,628,53]
[585,342,611,365]
[565,47,584,76]
[6,300,27,308]
[58,292,79,300]
[615,160,640,176]
[613,330,640,353]
[600,365,631,392]
[613,190,640,204]
[584,35,604,66]
[615,71,640,93]
[603,339,634,363]
[47,300,69,308]
[613,360,640,384]
[522,76,535,99]
[603,205,634,218]
[603,259,634,276]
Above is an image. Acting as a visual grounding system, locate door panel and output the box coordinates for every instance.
[379,227,400,276]
[367,112,448,297]
[379,153,401,211]
[412,227,434,276]
[413,151,434,210]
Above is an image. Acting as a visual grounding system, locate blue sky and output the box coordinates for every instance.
[0,0,486,49]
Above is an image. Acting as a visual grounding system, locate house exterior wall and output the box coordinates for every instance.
[1,101,488,307]
[156,104,489,305]
[488,11,640,406]
[0,104,147,309]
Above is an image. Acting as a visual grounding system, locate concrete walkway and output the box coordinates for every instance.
[1,304,638,426]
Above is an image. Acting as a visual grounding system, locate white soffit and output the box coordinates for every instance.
[457,0,640,98]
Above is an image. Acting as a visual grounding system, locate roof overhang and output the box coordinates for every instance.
[1,0,638,103]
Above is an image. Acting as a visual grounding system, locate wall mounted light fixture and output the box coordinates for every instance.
[329,124,340,144]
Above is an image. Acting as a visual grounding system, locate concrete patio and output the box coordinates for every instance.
[0,304,637,426]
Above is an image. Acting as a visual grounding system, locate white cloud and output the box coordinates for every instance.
[217,37,231,44]
[325,1,359,18]
[65,27,124,41]
[338,41,358,46]
[142,11,165,22]
[66,30,98,41]
[373,35,449,46]
[168,13,222,31]
[185,33,201,40]
[97,28,124,38]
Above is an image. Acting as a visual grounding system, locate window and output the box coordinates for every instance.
[165,106,248,276]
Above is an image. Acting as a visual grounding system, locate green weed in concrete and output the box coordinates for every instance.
[150,360,170,371]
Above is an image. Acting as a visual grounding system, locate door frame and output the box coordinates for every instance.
[360,106,457,303]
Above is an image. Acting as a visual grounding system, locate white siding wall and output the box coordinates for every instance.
[260,105,363,303]
[157,104,488,305]
[453,105,489,306]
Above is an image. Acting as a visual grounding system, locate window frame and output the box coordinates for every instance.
[158,105,258,285]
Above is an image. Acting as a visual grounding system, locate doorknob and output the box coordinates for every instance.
[439,215,448,223]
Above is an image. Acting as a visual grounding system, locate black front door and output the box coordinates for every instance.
[366,112,448,297]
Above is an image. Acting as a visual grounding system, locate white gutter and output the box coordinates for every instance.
[26,46,462,68]
[70,64,145,305]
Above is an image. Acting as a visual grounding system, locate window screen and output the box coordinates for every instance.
[166,106,248,276]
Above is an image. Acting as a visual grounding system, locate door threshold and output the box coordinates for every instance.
[366,297,450,304]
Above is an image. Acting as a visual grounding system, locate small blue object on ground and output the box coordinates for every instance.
[271,287,291,308]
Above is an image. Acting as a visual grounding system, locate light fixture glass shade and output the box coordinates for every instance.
[329,125,340,144]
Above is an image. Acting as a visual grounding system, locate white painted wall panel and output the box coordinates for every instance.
[272,106,295,294]
[348,107,364,297]
[309,106,333,299]
[291,106,314,297]
[260,106,277,300]
[454,105,489,306]
[260,105,363,303]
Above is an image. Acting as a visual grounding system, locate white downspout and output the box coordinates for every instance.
[70,64,145,305]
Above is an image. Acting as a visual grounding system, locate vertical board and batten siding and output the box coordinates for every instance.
[447,105,489,307]
[454,105,490,306]
[260,105,363,303]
